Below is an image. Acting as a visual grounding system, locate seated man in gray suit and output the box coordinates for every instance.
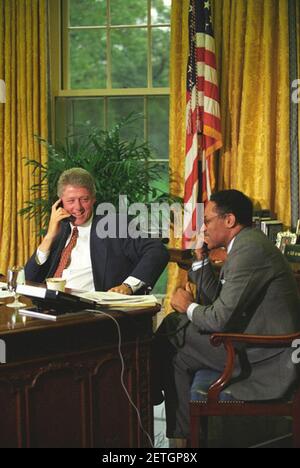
[152,189,300,444]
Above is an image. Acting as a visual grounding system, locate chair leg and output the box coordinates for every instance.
[190,414,208,448]
[292,394,300,448]
[293,417,300,448]
[190,414,201,448]
[200,416,208,448]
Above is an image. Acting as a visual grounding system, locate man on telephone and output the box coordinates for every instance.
[152,189,300,444]
[25,168,169,293]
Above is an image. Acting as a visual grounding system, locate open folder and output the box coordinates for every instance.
[74,291,159,309]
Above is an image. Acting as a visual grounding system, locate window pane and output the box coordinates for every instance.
[148,96,169,159]
[70,30,106,89]
[151,0,171,24]
[110,0,147,25]
[73,98,104,130]
[111,29,147,88]
[108,97,144,141]
[55,98,72,145]
[149,161,169,198]
[55,98,104,144]
[69,0,106,26]
[152,27,170,87]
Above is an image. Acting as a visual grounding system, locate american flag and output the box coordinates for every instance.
[183,0,222,248]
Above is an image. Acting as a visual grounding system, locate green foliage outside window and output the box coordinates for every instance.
[68,0,171,89]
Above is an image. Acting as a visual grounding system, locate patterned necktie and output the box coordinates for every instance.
[54,227,79,278]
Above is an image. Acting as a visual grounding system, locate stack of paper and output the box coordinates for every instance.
[75,291,159,309]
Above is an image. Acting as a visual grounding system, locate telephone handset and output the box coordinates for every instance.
[202,242,209,257]
[57,201,76,224]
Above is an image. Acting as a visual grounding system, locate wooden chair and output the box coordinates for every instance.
[190,332,300,448]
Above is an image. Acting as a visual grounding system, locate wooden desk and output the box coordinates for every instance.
[0,295,159,448]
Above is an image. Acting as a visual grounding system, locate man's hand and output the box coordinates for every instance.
[47,199,71,238]
[39,199,71,253]
[171,287,194,314]
[109,284,133,295]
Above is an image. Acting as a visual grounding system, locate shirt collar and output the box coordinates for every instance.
[227,236,236,254]
[70,213,94,231]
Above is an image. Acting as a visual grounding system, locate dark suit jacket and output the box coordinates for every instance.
[189,227,300,401]
[25,215,169,291]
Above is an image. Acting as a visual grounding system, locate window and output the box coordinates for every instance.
[51,0,170,161]
[50,0,171,293]
[64,0,170,90]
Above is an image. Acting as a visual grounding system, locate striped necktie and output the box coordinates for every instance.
[54,227,79,278]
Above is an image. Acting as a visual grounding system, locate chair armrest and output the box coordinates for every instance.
[210,332,300,348]
[205,332,300,402]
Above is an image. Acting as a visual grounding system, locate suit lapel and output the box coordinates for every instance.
[213,265,225,301]
[212,228,250,301]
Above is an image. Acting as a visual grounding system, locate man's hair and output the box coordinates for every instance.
[210,189,253,227]
[57,168,96,197]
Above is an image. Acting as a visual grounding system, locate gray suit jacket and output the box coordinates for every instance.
[189,227,300,401]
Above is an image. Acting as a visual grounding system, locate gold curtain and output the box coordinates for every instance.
[0,0,47,275]
[164,0,190,314]
[214,0,291,226]
[166,0,296,312]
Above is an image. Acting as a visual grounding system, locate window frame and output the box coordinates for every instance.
[48,0,170,160]
[50,0,170,95]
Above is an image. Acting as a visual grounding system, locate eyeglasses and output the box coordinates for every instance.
[204,214,226,226]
